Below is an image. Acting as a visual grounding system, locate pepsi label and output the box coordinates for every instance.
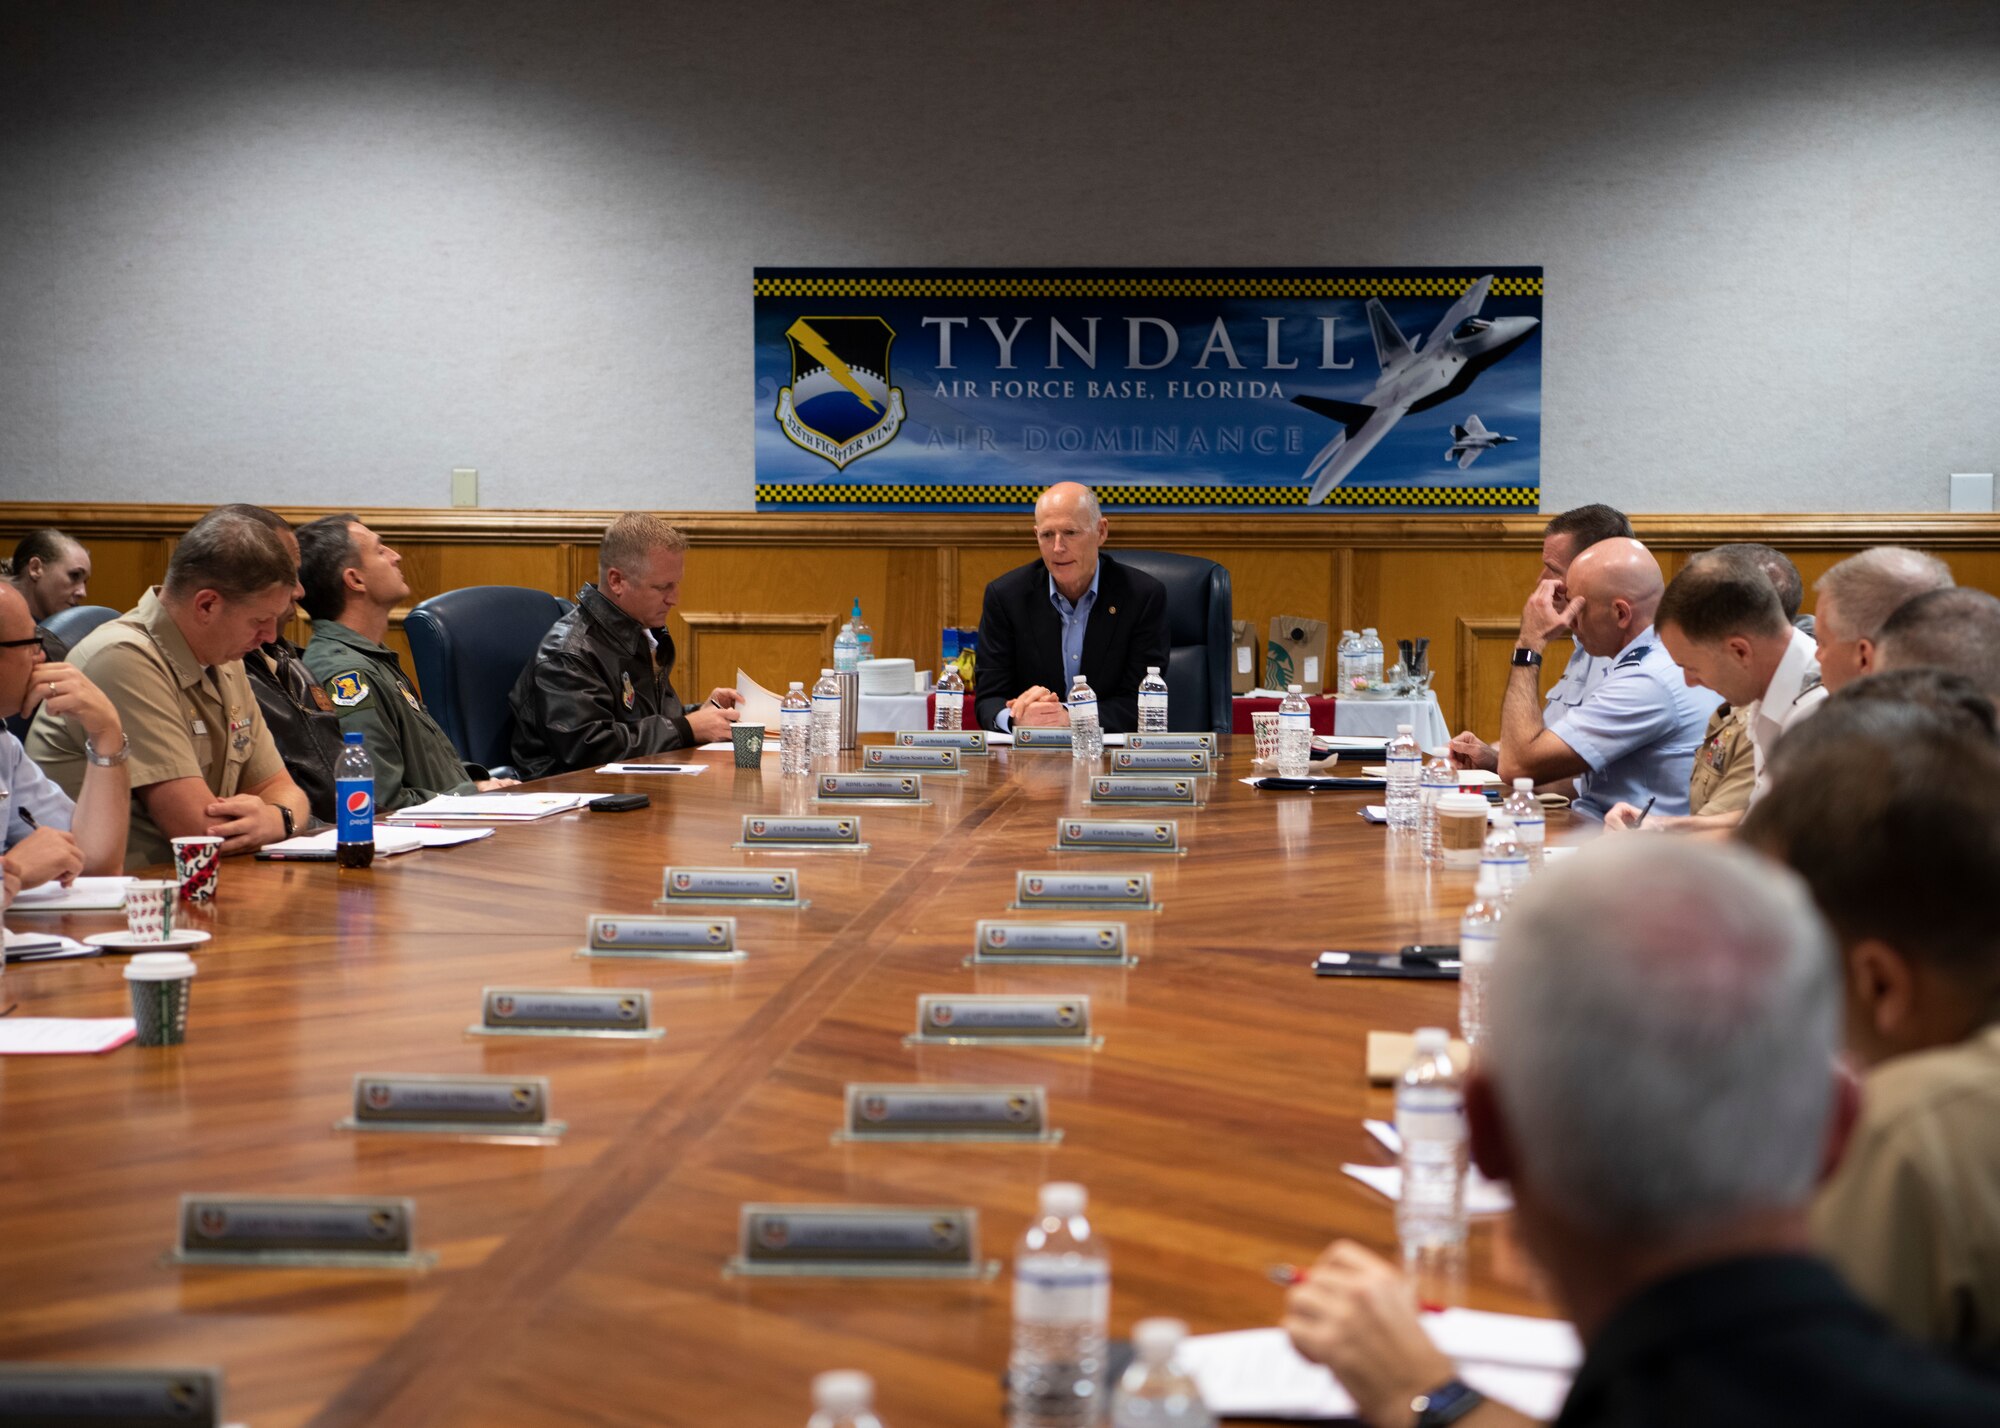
[337,778,375,843]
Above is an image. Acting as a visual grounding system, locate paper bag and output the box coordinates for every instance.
[1266,617,1329,693]
[1230,620,1260,694]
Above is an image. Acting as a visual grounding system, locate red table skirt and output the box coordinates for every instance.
[1231,695,1340,735]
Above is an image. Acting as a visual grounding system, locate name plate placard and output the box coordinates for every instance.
[0,1366,223,1425]
[895,729,989,754]
[470,987,664,1039]
[1126,732,1219,753]
[736,816,866,852]
[1112,748,1213,775]
[1012,725,1076,749]
[1054,818,1182,854]
[582,914,742,961]
[909,995,1099,1046]
[172,1194,433,1268]
[1089,775,1199,807]
[658,866,804,906]
[1013,870,1158,911]
[863,745,962,773]
[814,773,926,804]
[339,1073,563,1137]
[729,1204,994,1279]
[973,920,1131,965]
[840,1084,1055,1142]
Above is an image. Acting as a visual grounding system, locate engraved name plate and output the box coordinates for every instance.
[863,745,961,773]
[814,773,925,803]
[1056,818,1180,853]
[912,995,1096,1044]
[1013,870,1156,910]
[1089,774,1199,806]
[973,920,1130,963]
[1125,732,1219,753]
[659,866,802,905]
[1112,748,1213,774]
[473,987,661,1038]
[0,1366,222,1425]
[343,1074,559,1135]
[730,1204,991,1278]
[585,914,740,959]
[738,815,865,850]
[174,1194,427,1266]
[895,729,989,754]
[842,1084,1052,1141]
[1011,725,1076,749]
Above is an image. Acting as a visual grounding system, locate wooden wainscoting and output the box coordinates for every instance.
[7,504,1998,742]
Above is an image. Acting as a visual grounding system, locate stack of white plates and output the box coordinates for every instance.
[858,657,917,695]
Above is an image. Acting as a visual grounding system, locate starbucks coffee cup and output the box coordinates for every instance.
[1437,792,1491,868]
[125,952,198,1047]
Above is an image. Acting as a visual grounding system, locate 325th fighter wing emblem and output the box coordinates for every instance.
[775,316,906,470]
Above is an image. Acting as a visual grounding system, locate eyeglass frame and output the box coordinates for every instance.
[0,635,48,653]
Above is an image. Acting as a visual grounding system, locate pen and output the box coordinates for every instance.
[403,822,445,829]
[1268,1264,1306,1286]
[1634,795,1657,829]
[17,808,35,830]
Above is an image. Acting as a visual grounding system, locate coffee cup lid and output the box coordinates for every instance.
[124,952,197,980]
[1437,792,1492,814]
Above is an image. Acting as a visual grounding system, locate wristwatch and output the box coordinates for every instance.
[271,802,296,840]
[84,732,131,767]
[1511,647,1543,668]
[1411,1378,1486,1427]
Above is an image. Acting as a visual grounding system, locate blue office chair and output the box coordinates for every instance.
[40,604,121,655]
[1110,549,1233,734]
[403,586,572,777]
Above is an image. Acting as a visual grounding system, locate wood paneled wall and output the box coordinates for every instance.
[9,505,1999,742]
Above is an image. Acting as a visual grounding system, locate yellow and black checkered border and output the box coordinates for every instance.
[756,483,1538,509]
[754,276,1542,299]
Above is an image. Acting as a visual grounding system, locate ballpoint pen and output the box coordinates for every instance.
[1633,795,1657,829]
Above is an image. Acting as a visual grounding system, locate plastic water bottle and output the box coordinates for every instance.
[780,681,812,775]
[1276,684,1311,777]
[1068,675,1102,762]
[1385,722,1422,829]
[935,661,965,731]
[1138,666,1169,733]
[1502,778,1545,867]
[808,1370,885,1428]
[1459,868,1505,1049]
[1419,749,1458,861]
[1480,813,1529,893]
[810,668,841,763]
[335,732,374,868]
[1361,628,1385,686]
[1009,1182,1111,1428]
[1337,630,1361,692]
[1110,1318,1215,1428]
[833,622,861,674]
[1397,1027,1467,1297]
[850,599,874,664]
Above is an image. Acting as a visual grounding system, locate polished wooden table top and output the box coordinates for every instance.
[0,737,1575,1427]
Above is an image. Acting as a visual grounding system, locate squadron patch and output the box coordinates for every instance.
[329,672,371,707]
[621,671,636,709]
[399,682,423,711]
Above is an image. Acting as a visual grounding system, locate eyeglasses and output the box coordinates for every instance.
[0,635,47,654]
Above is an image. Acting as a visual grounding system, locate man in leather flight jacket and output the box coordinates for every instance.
[507,513,742,780]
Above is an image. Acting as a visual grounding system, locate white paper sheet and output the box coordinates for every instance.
[262,825,425,856]
[0,1018,137,1054]
[385,793,591,822]
[3,927,94,961]
[1341,1162,1515,1216]
[596,763,708,775]
[8,876,134,912]
[733,669,786,730]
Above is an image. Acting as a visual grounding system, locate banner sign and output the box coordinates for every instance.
[753,268,1541,512]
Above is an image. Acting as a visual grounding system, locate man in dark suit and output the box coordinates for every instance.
[974,482,1170,734]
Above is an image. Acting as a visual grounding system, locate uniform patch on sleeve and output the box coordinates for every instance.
[329,672,372,707]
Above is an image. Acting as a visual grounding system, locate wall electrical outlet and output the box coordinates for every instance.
[1949,473,1994,514]
[450,468,479,507]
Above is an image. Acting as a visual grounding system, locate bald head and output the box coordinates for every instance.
[1033,482,1108,602]
[1563,537,1665,657]
[0,580,31,637]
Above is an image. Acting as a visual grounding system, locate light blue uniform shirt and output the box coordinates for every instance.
[1549,626,1711,822]
[995,562,1101,731]
[1,729,77,851]
[1543,644,1610,721]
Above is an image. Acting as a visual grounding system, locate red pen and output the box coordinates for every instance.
[401,822,446,829]
[1268,1264,1307,1286]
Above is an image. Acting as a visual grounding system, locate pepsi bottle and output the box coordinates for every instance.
[335,731,376,868]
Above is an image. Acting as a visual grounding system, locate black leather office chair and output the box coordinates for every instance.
[404,586,571,776]
[1111,549,1233,734]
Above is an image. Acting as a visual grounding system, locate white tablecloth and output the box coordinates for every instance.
[1330,692,1451,748]
[856,691,933,733]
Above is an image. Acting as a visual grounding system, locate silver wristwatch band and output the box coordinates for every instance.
[84,732,132,767]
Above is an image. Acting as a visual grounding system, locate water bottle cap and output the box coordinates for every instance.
[1072,675,1087,687]
[839,621,853,633]
[1363,627,1378,635]
[1474,867,1502,897]
[342,732,363,745]
[789,681,804,691]
[1396,723,1412,734]
[1038,1181,1087,1217]
[1413,1026,1450,1055]
[1287,684,1302,694]
[1146,666,1159,675]
[1132,1317,1188,1359]
[812,1371,873,1413]
[1514,777,1534,791]
[1490,812,1515,829]
[821,668,834,677]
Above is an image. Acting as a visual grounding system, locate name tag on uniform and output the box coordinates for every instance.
[172,1194,432,1268]
[1125,732,1218,753]
[1012,870,1158,911]
[1054,818,1182,854]
[0,1367,223,1425]
[909,995,1099,1046]
[470,987,663,1039]
[581,914,743,960]
[658,867,804,907]
[338,1073,561,1137]
[840,1084,1055,1143]
[1089,774,1198,806]
[736,816,866,852]
[972,920,1132,965]
[1112,748,1212,775]
[895,729,989,754]
[814,773,926,804]
[1012,726,1075,749]
[729,1204,993,1279]
[863,745,962,773]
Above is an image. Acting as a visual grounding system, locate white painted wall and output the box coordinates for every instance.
[1,0,1995,511]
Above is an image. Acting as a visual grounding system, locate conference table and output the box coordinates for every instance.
[0,737,1576,1427]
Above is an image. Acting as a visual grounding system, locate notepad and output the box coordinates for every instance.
[260,825,425,858]
[7,876,134,912]
[596,763,707,775]
[0,1018,138,1055]
[385,793,591,822]
[3,927,95,962]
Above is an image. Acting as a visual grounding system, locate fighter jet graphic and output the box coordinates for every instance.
[1292,275,1539,503]
[1444,414,1517,471]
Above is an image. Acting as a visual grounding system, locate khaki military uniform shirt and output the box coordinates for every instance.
[1812,1024,2000,1370]
[1687,702,1755,816]
[26,588,284,870]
